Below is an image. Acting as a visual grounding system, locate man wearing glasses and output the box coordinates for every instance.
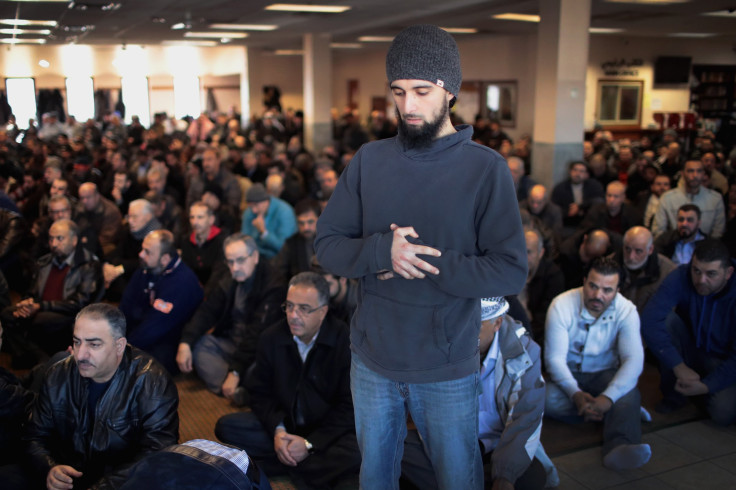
[177,233,285,404]
[216,271,360,488]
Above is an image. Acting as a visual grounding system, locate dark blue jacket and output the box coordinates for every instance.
[641,260,736,393]
[120,255,203,372]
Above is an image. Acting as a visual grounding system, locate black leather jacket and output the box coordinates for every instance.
[24,346,179,489]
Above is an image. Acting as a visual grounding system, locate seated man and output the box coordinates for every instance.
[654,204,706,265]
[180,200,225,287]
[557,229,611,290]
[652,159,725,239]
[76,182,123,256]
[521,226,564,344]
[613,226,677,313]
[272,198,321,281]
[508,156,536,202]
[310,256,358,326]
[641,239,736,425]
[642,174,671,228]
[2,219,102,366]
[177,233,285,401]
[580,181,642,238]
[119,230,203,374]
[241,183,297,259]
[550,161,604,236]
[545,257,649,470]
[215,272,360,489]
[520,184,563,236]
[24,303,179,489]
[402,297,550,490]
[103,198,163,300]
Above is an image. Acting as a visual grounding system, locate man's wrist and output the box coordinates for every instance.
[229,370,240,378]
[304,439,314,454]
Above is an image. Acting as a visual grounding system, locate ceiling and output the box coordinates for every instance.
[0,0,735,51]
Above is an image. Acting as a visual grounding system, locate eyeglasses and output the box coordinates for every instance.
[281,302,325,316]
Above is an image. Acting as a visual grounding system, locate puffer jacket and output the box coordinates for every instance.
[24,346,179,489]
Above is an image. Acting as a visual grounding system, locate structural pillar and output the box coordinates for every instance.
[239,46,250,128]
[531,0,591,187]
[303,33,333,153]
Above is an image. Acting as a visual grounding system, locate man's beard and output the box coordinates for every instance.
[397,102,449,150]
[679,227,695,240]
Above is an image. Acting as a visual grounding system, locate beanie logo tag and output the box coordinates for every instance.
[436,79,445,88]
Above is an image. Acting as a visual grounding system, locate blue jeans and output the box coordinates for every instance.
[351,355,482,490]
[545,368,641,456]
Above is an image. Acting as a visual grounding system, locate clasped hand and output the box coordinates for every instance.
[378,223,441,280]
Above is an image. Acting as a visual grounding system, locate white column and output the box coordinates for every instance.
[303,33,333,153]
[531,0,591,187]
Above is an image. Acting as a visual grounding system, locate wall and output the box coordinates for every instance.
[585,35,736,131]
[247,49,303,118]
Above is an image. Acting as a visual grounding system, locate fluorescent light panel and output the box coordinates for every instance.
[184,31,248,39]
[589,27,624,34]
[358,36,394,42]
[668,32,716,38]
[330,42,362,48]
[702,10,736,18]
[605,0,689,4]
[0,38,46,44]
[274,49,303,55]
[441,27,478,34]
[265,4,350,13]
[0,19,57,27]
[0,28,51,35]
[492,13,540,22]
[209,23,277,31]
[162,40,218,47]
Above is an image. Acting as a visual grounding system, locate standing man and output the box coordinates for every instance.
[314,25,526,490]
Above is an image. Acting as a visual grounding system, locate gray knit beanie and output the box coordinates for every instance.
[386,25,462,97]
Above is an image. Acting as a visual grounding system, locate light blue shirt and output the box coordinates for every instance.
[673,231,705,265]
[478,333,504,452]
[241,196,297,258]
[293,330,320,363]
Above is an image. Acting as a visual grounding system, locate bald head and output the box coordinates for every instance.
[606,181,626,215]
[581,230,610,263]
[528,184,548,215]
[623,226,654,271]
[78,182,100,211]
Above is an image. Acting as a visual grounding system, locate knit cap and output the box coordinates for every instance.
[386,24,462,97]
[481,297,509,321]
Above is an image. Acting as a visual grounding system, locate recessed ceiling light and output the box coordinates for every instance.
[171,22,190,30]
[265,4,350,13]
[330,42,362,48]
[184,31,248,39]
[0,19,57,27]
[220,38,231,44]
[492,13,540,23]
[358,36,394,42]
[273,49,304,55]
[702,10,736,18]
[605,0,689,4]
[441,27,478,34]
[0,38,47,44]
[589,27,625,34]
[209,23,278,31]
[0,28,51,35]
[668,32,716,38]
[162,40,218,47]
[38,59,50,68]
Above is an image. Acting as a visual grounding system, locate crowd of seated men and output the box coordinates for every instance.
[0,103,734,489]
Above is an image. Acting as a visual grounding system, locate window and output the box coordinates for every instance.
[121,76,151,128]
[5,78,37,130]
[596,80,643,126]
[65,77,94,122]
[174,76,200,119]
